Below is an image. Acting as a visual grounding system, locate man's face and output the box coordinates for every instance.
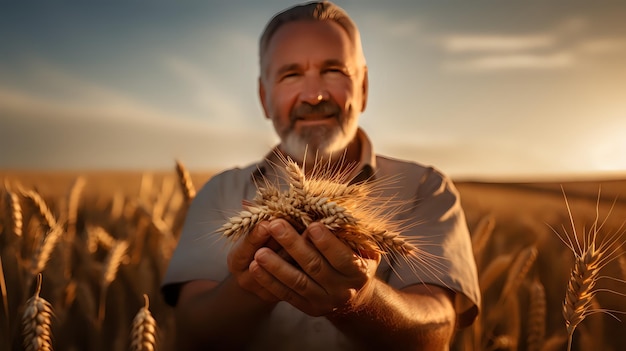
[259,20,368,161]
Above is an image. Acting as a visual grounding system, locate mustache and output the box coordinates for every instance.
[290,101,341,119]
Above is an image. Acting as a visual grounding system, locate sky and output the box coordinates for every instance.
[1,1,626,181]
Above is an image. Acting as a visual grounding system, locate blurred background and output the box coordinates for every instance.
[1,0,625,181]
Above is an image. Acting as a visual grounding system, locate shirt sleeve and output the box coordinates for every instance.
[160,167,256,306]
[379,161,481,328]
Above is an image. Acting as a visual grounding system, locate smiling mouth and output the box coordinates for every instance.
[296,114,335,122]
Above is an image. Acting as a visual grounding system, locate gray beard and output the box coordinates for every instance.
[281,125,350,163]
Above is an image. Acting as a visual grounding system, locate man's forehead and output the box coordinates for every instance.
[264,21,355,66]
[269,20,351,49]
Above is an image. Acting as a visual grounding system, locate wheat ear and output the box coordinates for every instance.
[555,188,626,351]
[21,189,57,230]
[5,185,23,237]
[31,225,63,276]
[86,225,116,253]
[220,155,413,261]
[478,253,513,292]
[130,294,158,351]
[471,213,496,269]
[527,278,547,351]
[22,273,54,351]
[0,256,9,333]
[66,176,85,241]
[110,191,125,221]
[64,176,85,279]
[175,159,196,203]
[98,240,129,324]
[498,245,538,304]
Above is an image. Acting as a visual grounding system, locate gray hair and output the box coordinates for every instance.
[259,1,365,75]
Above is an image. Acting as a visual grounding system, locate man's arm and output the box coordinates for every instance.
[250,219,457,350]
[329,282,456,351]
[174,222,279,350]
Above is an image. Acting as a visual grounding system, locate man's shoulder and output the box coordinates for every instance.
[374,154,457,193]
[196,161,261,197]
[209,162,260,182]
[375,154,446,177]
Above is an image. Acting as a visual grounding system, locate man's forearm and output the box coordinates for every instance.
[175,277,276,350]
[328,280,456,351]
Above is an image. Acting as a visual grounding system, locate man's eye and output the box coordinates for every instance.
[281,72,299,80]
[324,68,345,75]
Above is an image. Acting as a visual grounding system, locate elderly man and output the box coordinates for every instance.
[161,2,480,350]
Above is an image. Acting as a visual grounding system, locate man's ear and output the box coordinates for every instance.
[259,77,270,119]
[360,67,369,112]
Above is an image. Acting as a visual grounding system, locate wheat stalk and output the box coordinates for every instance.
[553,188,626,351]
[175,159,196,204]
[98,240,129,324]
[22,274,54,351]
[130,294,158,351]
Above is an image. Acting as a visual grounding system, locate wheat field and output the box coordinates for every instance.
[1,164,625,350]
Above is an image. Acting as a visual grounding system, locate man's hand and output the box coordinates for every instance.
[248,219,381,316]
[226,221,280,303]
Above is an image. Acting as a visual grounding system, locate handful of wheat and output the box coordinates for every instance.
[218,156,416,259]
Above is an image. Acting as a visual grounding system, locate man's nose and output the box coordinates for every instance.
[300,75,329,105]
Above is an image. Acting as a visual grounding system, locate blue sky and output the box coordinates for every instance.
[1,1,626,180]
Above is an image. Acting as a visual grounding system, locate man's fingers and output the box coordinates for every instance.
[249,250,312,307]
[227,221,271,271]
[267,220,332,279]
[306,223,369,274]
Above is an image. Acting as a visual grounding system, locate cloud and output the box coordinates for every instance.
[441,34,555,53]
[577,38,626,54]
[0,59,276,171]
[0,60,199,127]
[444,52,574,72]
[436,16,626,73]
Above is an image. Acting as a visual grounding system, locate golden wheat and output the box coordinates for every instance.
[478,253,513,292]
[175,159,196,203]
[219,155,414,260]
[130,294,158,351]
[98,240,129,324]
[5,184,23,237]
[471,213,495,269]
[499,245,538,304]
[21,189,57,230]
[110,191,125,221]
[66,176,85,241]
[527,278,547,351]
[554,189,626,351]
[22,274,54,351]
[0,256,8,331]
[31,225,63,276]
[86,225,116,253]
